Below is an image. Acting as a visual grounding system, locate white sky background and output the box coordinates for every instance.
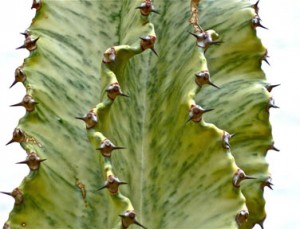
[0,0,299,228]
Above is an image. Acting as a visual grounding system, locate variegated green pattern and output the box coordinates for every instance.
[4,0,273,228]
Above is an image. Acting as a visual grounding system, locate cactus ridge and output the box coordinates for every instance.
[3,0,276,228]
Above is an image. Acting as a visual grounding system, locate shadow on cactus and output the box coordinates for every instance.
[3,0,278,228]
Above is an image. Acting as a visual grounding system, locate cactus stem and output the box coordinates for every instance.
[16,153,46,171]
[10,95,38,112]
[233,169,255,188]
[0,188,23,205]
[96,139,126,157]
[75,111,98,129]
[252,15,268,30]
[119,210,147,229]
[265,83,280,92]
[106,83,129,100]
[10,66,27,88]
[235,210,249,227]
[6,128,26,145]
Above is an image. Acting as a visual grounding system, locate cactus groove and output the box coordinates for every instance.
[3,0,276,228]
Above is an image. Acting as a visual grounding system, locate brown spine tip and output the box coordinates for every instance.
[106,82,129,100]
[16,152,46,171]
[235,210,249,227]
[10,66,27,88]
[120,210,147,229]
[10,94,38,112]
[75,110,98,129]
[31,0,41,10]
[98,175,127,195]
[186,104,213,123]
[96,139,125,157]
[233,169,255,188]
[136,0,159,16]
[6,128,26,145]
[0,188,23,205]
[195,70,219,89]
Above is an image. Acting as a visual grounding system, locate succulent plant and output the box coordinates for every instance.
[3,0,278,228]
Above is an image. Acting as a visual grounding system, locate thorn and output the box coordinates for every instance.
[208,81,220,89]
[222,131,236,149]
[10,66,26,88]
[195,70,219,89]
[136,1,159,16]
[6,128,26,145]
[98,175,127,195]
[268,97,279,109]
[16,153,46,171]
[252,15,268,30]
[187,104,213,123]
[31,0,42,10]
[233,169,255,188]
[262,50,270,65]
[102,47,116,64]
[10,94,38,112]
[75,110,98,129]
[235,210,249,227]
[106,82,128,100]
[0,188,23,205]
[120,210,147,229]
[252,0,260,14]
[257,217,266,229]
[96,139,125,157]
[150,47,158,57]
[16,34,39,51]
[265,83,280,92]
[140,35,157,55]
[189,31,221,49]
[261,176,273,190]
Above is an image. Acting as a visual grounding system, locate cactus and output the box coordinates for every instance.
[3,0,277,228]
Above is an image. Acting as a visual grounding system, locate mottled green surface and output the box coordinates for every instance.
[5,0,272,228]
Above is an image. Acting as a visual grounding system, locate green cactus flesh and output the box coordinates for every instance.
[4,0,275,228]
